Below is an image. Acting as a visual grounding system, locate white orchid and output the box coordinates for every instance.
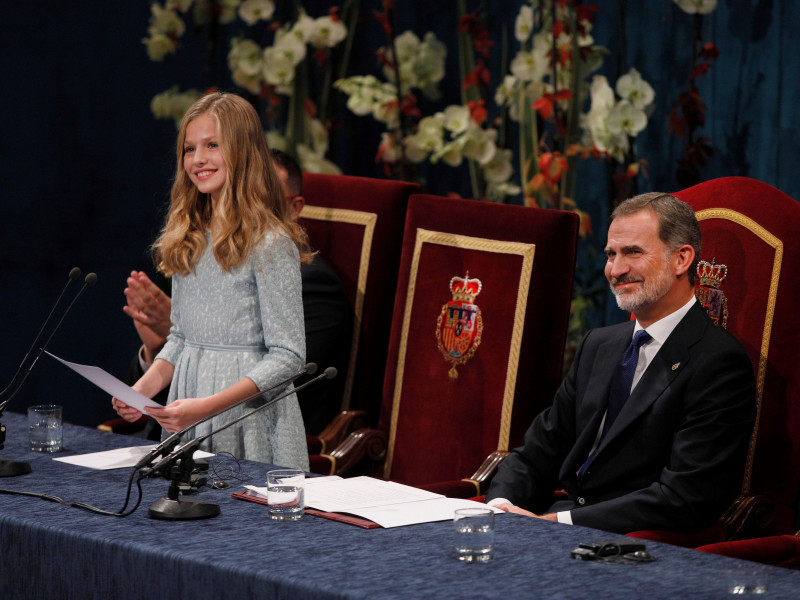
[461,127,498,166]
[377,132,402,163]
[382,30,446,98]
[441,105,471,135]
[238,0,275,26]
[402,134,429,163]
[615,68,655,110]
[290,10,316,43]
[482,148,514,183]
[515,5,534,43]
[143,32,177,62]
[606,100,648,137]
[272,30,307,66]
[262,48,295,86]
[266,130,287,151]
[150,86,202,124]
[673,0,717,15]
[149,4,186,36]
[218,0,242,25]
[228,38,263,76]
[297,144,342,174]
[509,33,549,82]
[308,15,347,48]
[431,138,464,167]
[309,118,329,156]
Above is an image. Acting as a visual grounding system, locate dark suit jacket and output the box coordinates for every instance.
[295,254,352,435]
[486,302,756,534]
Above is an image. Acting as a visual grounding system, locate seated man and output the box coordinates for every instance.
[123,150,352,439]
[486,192,756,534]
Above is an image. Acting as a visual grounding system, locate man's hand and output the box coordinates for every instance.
[494,502,557,522]
[123,271,172,363]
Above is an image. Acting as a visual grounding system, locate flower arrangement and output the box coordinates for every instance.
[142,0,356,173]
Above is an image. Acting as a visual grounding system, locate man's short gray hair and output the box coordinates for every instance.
[611,192,702,284]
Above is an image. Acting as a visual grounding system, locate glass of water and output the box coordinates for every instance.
[454,507,494,562]
[28,404,63,452]
[266,469,305,520]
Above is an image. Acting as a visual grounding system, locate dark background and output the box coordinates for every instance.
[1,0,796,427]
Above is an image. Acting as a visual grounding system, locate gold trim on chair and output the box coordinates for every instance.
[299,205,378,410]
[384,228,536,479]
[696,208,782,493]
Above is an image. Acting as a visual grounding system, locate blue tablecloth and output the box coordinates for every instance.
[0,411,797,599]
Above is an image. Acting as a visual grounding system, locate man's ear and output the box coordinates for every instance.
[290,195,306,221]
[674,244,695,278]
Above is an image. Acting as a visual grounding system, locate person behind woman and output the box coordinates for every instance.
[112,91,310,469]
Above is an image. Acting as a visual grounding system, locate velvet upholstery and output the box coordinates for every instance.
[374,194,579,488]
[697,535,800,569]
[628,177,800,546]
[300,174,421,423]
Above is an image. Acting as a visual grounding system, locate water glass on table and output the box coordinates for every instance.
[454,507,494,562]
[28,404,63,452]
[266,469,305,520]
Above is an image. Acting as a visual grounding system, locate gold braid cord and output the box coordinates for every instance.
[696,208,782,493]
[299,205,378,410]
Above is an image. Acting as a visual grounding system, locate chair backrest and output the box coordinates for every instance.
[300,173,421,422]
[380,194,579,486]
[676,176,800,533]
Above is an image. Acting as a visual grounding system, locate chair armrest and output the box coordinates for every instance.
[314,410,370,454]
[325,428,388,477]
[718,493,777,540]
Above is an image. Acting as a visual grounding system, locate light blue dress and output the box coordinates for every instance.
[156,229,309,470]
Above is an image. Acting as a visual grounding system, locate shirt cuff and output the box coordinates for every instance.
[556,510,573,525]
[485,497,511,508]
[138,345,152,373]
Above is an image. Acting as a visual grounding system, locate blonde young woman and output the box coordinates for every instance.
[112,92,310,469]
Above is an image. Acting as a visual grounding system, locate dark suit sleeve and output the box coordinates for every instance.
[297,256,352,434]
[570,334,755,533]
[485,329,595,513]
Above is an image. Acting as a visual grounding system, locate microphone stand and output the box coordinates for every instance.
[0,270,96,478]
[145,368,337,520]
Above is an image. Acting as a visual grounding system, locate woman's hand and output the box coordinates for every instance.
[146,397,212,432]
[111,397,143,423]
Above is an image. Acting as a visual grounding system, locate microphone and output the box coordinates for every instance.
[145,367,336,520]
[0,272,98,414]
[133,362,318,471]
[145,367,337,478]
[0,267,82,402]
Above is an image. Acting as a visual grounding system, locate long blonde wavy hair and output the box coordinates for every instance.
[154,92,310,276]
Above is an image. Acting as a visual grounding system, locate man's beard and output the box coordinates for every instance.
[610,258,674,314]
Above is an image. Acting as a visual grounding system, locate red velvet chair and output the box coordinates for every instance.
[300,174,421,471]
[320,194,579,494]
[628,177,800,547]
[696,534,800,569]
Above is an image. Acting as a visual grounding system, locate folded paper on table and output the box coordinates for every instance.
[239,476,501,528]
[45,351,162,412]
[54,445,215,470]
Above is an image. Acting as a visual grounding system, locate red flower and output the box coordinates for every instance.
[468,99,487,126]
[532,90,573,120]
[463,60,491,91]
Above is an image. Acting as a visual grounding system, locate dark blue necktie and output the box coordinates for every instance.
[578,329,652,478]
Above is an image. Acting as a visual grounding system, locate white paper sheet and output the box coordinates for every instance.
[45,351,162,412]
[53,445,214,470]
[244,476,501,528]
[302,476,443,512]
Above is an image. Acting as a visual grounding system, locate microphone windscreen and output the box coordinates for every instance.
[305,362,318,375]
[84,273,98,286]
[69,267,82,280]
[324,367,337,379]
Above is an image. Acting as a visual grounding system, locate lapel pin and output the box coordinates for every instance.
[672,362,680,371]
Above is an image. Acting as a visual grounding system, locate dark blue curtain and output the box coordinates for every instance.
[1,0,796,427]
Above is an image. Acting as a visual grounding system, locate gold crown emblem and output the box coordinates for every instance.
[696,259,727,289]
[449,273,482,303]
